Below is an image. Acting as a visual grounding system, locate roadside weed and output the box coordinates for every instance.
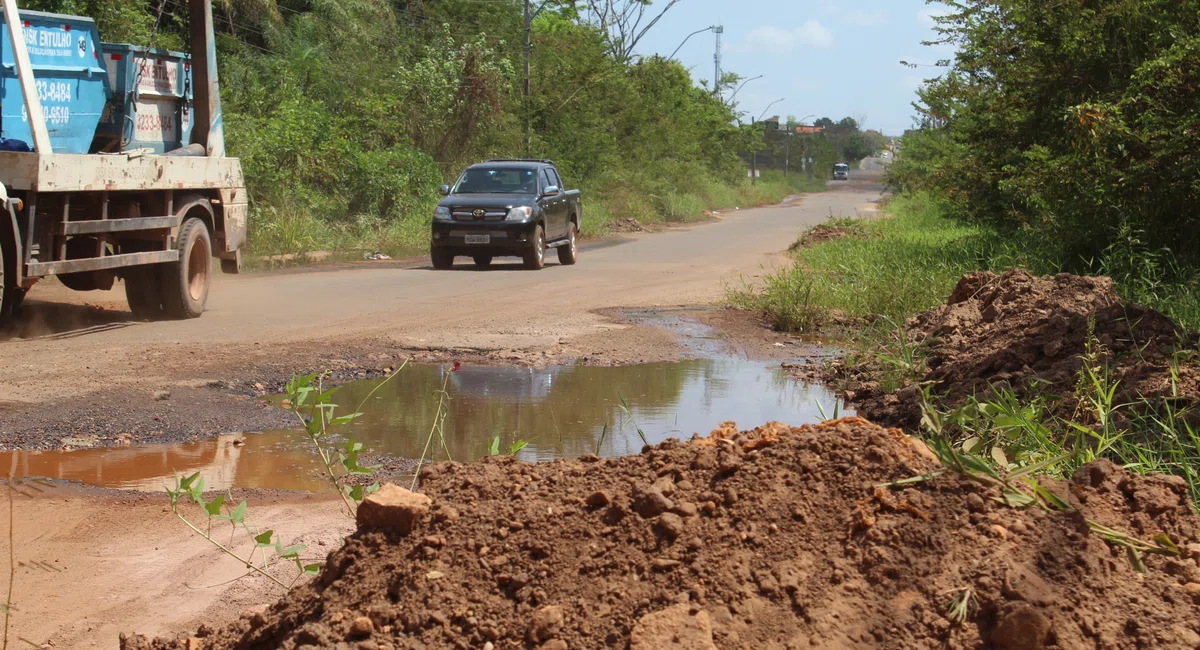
[943,587,977,625]
[164,473,318,590]
[285,361,412,516]
[487,435,532,456]
[165,360,415,588]
[412,362,457,490]
[618,395,650,446]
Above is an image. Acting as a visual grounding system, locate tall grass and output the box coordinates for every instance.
[922,343,1200,511]
[735,192,1200,332]
[730,193,988,330]
[734,190,1200,510]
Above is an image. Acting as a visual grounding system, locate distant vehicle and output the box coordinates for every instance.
[833,163,850,180]
[431,159,582,270]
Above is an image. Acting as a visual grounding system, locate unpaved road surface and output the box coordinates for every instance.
[4,484,351,650]
[0,177,884,448]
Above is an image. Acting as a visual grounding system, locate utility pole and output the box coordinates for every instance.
[523,0,532,158]
[784,132,790,179]
[750,117,757,185]
[712,25,723,100]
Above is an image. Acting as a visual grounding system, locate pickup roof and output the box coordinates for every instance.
[430,159,581,270]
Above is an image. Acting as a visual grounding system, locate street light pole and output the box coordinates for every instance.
[726,75,762,107]
[757,98,785,123]
[669,26,714,60]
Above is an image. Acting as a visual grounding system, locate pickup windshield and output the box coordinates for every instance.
[453,167,538,194]
[834,163,849,171]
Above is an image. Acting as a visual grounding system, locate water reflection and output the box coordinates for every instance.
[1,359,849,490]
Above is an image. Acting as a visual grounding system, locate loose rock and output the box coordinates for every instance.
[355,484,432,535]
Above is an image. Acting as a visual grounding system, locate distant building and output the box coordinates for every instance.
[794,125,824,135]
[763,115,781,130]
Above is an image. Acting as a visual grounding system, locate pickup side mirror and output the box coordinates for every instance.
[543,185,560,197]
[438,184,451,196]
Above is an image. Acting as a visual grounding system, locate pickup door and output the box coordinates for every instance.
[538,167,568,240]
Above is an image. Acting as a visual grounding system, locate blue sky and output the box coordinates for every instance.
[632,0,954,135]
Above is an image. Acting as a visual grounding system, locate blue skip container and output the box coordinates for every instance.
[0,9,109,153]
[96,44,194,153]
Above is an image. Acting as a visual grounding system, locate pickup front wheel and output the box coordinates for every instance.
[523,225,546,270]
[431,250,454,270]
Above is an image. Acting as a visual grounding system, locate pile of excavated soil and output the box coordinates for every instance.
[123,418,1200,650]
[840,269,1197,428]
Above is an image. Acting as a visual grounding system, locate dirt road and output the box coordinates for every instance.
[0,178,884,447]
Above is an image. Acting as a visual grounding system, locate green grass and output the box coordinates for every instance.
[730,192,990,331]
[733,191,1200,332]
[733,190,1200,511]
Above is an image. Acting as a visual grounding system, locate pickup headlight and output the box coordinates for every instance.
[434,206,452,221]
[506,206,533,221]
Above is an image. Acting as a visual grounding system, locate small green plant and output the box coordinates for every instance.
[165,472,318,590]
[165,361,411,588]
[487,435,532,456]
[412,362,458,490]
[908,387,1181,572]
[285,363,411,515]
[944,587,978,625]
[594,420,610,455]
[618,395,650,446]
[872,318,928,392]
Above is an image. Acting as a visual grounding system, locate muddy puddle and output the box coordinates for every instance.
[1,358,848,493]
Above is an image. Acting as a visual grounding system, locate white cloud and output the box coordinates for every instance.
[842,9,888,28]
[734,21,834,53]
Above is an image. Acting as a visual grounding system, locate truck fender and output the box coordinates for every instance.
[173,193,215,239]
[0,184,22,288]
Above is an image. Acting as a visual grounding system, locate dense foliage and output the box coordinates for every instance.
[24,0,830,256]
[887,0,1200,269]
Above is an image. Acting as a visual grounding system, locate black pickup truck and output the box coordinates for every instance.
[430,159,582,270]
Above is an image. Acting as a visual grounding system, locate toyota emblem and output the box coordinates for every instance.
[473,209,485,218]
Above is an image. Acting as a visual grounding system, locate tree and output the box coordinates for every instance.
[885,0,1200,261]
[578,0,681,63]
[814,117,835,129]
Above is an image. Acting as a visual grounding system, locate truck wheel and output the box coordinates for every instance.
[431,250,454,270]
[473,254,493,269]
[162,217,212,319]
[0,238,8,320]
[124,265,165,319]
[557,222,578,266]
[523,225,545,270]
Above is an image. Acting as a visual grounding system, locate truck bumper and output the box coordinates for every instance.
[430,220,538,256]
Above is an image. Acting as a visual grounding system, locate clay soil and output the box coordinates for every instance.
[828,269,1199,428]
[125,418,1200,650]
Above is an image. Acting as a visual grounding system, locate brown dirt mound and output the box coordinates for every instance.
[790,225,856,249]
[847,269,1197,428]
[123,418,1200,650]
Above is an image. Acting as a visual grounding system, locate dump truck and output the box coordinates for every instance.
[0,0,246,322]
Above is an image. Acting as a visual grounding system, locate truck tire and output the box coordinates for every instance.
[0,236,8,321]
[162,217,212,319]
[431,250,454,270]
[557,222,578,266]
[523,224,546,270]
[472,254,492,269]
[124,265,165,319]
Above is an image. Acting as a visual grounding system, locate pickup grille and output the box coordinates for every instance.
[451,209,507,222]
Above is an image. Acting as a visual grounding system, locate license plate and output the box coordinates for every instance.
[464,234,490,244]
